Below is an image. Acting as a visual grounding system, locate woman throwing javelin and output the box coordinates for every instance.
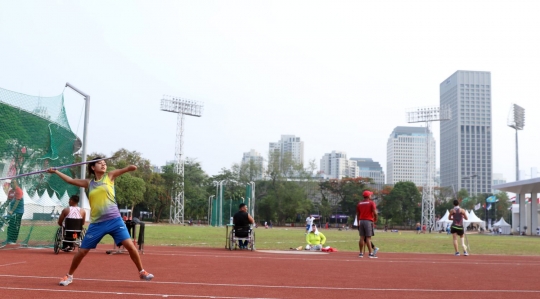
[47,157,153,286]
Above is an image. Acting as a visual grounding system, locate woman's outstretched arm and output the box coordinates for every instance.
[47,168,89,188]
[108,165,137,182]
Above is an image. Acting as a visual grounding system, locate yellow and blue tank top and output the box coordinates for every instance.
[88,174,121,223]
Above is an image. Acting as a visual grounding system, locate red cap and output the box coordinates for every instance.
[362,190,373,198]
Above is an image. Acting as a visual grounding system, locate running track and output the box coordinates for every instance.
[1,246,539,298]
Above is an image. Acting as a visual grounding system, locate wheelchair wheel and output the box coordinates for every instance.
[228,229,235,251]
[250,231,256,251]
[78,227,87,248]
[53,227,62,254]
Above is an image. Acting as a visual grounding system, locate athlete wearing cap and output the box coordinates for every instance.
[356,190,378,258]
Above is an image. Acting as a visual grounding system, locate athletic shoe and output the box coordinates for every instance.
[464,251,469,256]
[59,274,73,286]
[455,252,460,256]
[358,253,363,258]
[139,270,154,281]
[369,253,378,259]
[373,247,379,255]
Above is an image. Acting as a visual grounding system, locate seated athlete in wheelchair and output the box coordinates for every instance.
[54,195,86,253]
[229,203,255,250]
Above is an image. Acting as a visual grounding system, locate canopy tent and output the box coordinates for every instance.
[59,191,70,207]
[50,192,62,206]
[35,190,62,214]
[493,217,511,235]
[0,188,6,204]
[22,188,41,220]
[464,210,486,230]
[436,210,452,230]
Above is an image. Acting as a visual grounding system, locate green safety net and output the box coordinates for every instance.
[0,87,81,248]
[210,185,253,226]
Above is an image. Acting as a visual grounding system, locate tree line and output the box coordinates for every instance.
[78,148,512,227]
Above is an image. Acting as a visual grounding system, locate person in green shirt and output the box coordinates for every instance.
[305,224,326,250]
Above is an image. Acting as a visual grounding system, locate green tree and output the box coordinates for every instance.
[184,159,209,220]
[380,181,421,226]
[144,172,170,222]
[115,173,146,214]
[318,177,372,221]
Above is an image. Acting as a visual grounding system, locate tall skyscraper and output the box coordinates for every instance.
[320,151,359,179]
[269,135,304,165]
[350,158,385,190]
[440,71,492,195]
[387,126,436,186]
[241,149,264,180]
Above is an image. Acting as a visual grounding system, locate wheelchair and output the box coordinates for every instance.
[53,218,86,254]
[228,225,255,251]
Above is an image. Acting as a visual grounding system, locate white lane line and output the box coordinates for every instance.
[0,287,281,299]
[141,252,540,266]
[0,261,26,267]
[1,274,539,293]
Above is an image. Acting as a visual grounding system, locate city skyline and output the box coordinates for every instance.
[1,1,539,186]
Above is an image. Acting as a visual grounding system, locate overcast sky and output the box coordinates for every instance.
[1,0,539,183]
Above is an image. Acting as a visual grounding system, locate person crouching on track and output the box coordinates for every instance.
[57,195,86,252]
[305,224,326,251]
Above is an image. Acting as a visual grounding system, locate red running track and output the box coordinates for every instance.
[1,245,539,299]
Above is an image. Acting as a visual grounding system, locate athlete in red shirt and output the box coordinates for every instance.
[356,190,378,258]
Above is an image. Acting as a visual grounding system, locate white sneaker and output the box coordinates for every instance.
[373,247,379,255]
[59,274,73,286]
[139,270,154,281]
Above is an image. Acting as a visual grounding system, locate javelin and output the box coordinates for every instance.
[0,157,112,181]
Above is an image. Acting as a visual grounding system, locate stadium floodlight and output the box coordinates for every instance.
[406,105,451,233]
[507,104,525,130]
[507,104,525,181]
[161,95,203,224]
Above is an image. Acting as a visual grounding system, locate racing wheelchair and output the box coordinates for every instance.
[53,218,86,254]
[228,225,255,251]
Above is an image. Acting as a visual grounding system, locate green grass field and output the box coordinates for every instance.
[98,225,540,256]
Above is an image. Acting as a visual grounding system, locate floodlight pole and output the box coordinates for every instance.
[507,104,525,234]
[65,83,90,212]
[407,106,451,233]
[161,95,203,224]
[507,104,525,181]
[515,128,519,181]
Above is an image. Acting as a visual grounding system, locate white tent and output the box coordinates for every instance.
[36,190,62,215]
[464,210,486,231]
[59,191,70,207]
[50,192,62,206]
[0,188,6,204]
[22,188,41,220]
[436,210,452,230]
[493,217,511,235]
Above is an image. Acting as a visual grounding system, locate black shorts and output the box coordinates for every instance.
[450,225,464,236]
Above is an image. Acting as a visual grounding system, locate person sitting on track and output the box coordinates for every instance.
[233,203,254,249]
[305,224,326,251]
[57,195,86,252]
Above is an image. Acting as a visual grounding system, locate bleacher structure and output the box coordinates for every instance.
[0,87,84,248]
